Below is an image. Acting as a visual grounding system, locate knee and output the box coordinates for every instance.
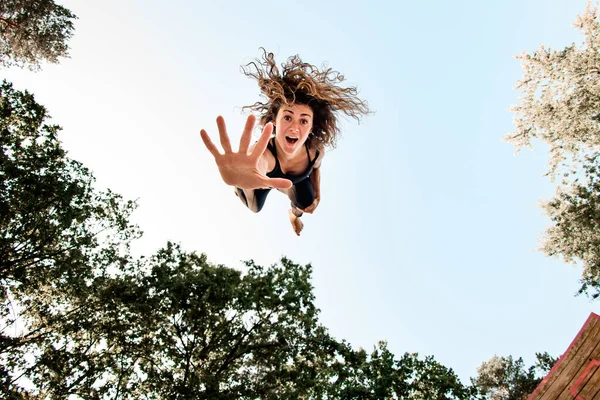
[237,188,268,213]
[293,195,314,210]
[247,194,265,213]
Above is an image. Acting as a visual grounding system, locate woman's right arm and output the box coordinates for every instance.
[200,115,291,190]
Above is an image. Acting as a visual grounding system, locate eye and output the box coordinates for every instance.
[283,115,292,121]
[301,119,309,125]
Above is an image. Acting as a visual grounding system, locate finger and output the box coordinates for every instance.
[251,122,274,160]
[200,130,221,158]
[216,116,233,153]
[263,177,292,189]
[238,114,256,155]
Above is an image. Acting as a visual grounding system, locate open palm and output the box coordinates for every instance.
[200,115,292,190]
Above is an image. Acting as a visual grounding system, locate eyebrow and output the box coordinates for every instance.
[283,110,312,118]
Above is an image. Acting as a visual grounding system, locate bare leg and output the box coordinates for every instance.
[282,182,314,236]
[288,206,304,236]
[235,187,268,213]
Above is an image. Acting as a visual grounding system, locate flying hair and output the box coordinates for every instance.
[241,48,371,149]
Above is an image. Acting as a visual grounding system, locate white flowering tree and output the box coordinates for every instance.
[507,1,600,298]
[471,353,556,400]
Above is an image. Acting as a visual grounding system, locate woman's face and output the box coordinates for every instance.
[273,103,313,156]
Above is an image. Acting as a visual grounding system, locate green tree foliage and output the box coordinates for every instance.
[0,80,139,397]
[471,353,558,400]
[0,0,76,69]
[506,1,600,298]
[92,248,342,399]
[326,341,474,399]
[73,244,474,399]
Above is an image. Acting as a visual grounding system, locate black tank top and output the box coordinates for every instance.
[266,139,320,184]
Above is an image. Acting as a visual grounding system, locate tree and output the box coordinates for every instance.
[323,341,473,400]
[13,239,474,399]
[0,0,77,69]
[77,248,475,400]
[506,1,600,298]
[91,248,342,399]
[0,79,139,397]
[471,353,558,400]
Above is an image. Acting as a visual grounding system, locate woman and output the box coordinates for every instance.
[200,49,370,235]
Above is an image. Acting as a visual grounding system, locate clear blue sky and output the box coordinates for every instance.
[4,0,597,383]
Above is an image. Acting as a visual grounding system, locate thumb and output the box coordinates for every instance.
[265,177,293,189]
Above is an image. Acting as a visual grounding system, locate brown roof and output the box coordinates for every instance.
[529,312,600,400]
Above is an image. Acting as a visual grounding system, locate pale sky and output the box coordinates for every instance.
[3,0,598,383]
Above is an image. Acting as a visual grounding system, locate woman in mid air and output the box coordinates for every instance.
[200,49,370,235]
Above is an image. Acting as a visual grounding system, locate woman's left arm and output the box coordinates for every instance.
[310,167,321,201]
[299,150,324,214]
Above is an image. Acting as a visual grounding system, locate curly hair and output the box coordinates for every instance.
[241,48,371,149]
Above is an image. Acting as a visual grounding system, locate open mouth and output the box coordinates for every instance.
[285,136,299,144]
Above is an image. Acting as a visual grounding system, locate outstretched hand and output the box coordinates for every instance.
[200,115,292,190]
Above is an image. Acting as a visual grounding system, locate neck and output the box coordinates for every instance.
[274,138,303,162]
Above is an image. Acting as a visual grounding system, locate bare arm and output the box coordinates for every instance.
[299,149,324,214]
[310,167,321,200]
[311,148,324,200]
